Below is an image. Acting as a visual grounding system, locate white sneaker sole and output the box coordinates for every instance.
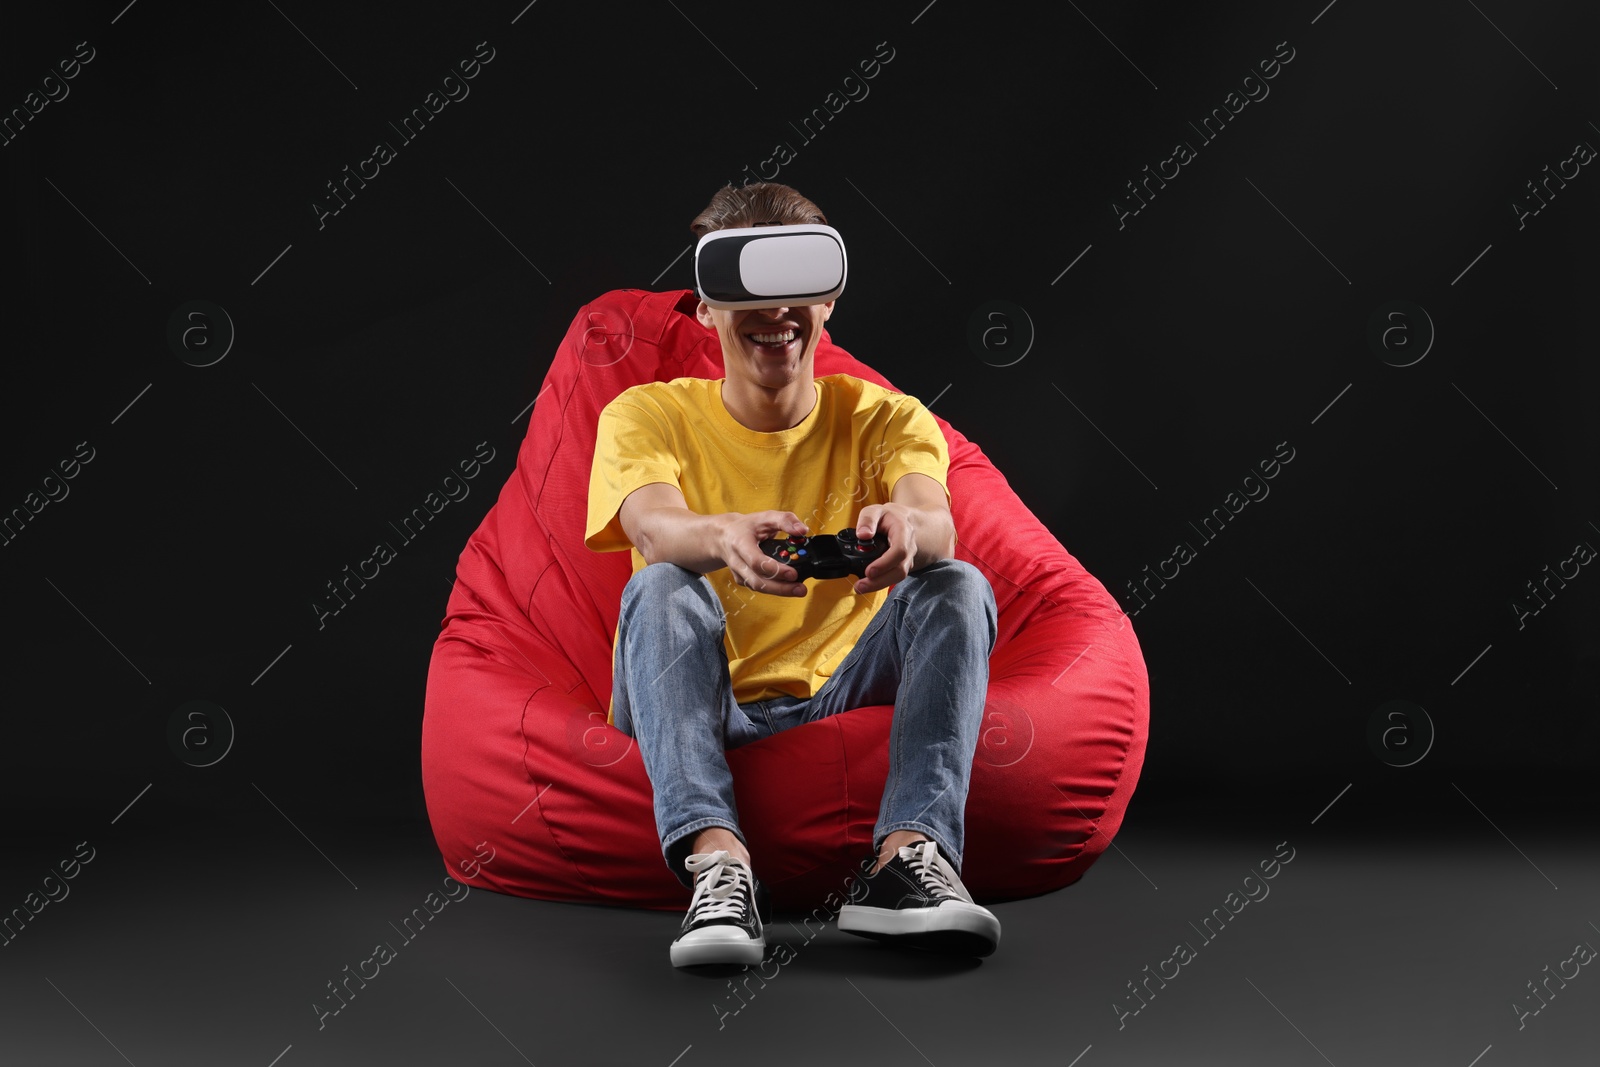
[837,901,1001,956]
[671,926,766,968]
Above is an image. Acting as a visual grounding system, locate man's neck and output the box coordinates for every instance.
[720,376,818,433]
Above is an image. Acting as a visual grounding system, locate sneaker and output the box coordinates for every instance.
[837,839,1001,957]
[669,849,769,968]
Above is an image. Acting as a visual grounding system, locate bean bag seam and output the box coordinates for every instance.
[518,554,560,663]
[525,295,633,639]
[518,681,601,897]
[1083,625,1150,851]
[527,294,596,521]
[1054,624,1148,875]
[835,714,853,859]
[528,292,692,671]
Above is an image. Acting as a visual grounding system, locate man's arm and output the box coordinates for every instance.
[619,482,811,597]
[850,471,956,595]
[619,482,729,574]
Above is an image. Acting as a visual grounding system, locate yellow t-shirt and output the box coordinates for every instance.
[585,373,950,723]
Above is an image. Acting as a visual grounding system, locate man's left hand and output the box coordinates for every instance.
[850,503,922,595]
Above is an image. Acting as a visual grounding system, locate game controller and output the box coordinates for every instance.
[757,528,889,582]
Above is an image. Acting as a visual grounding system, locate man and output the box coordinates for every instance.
[584,181,1000,969]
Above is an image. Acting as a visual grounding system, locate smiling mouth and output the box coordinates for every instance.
[745,327,799,355]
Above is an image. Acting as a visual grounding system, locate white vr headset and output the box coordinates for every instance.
[693,224,848,310]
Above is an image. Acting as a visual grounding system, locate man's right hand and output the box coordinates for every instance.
[618,483,809,593]
[717,511,810,597]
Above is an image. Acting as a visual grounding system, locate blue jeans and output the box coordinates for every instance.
[611,558,998,889]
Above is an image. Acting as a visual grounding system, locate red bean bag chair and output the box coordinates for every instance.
[422,287,1150,912]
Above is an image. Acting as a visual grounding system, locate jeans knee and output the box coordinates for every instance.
[624,561,696,602]
[622,562,723,623]
[916,558,994,612]
[906,558,997,649]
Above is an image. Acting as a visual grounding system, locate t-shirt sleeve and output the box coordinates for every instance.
[878,395,951,506]
[585,392,683,552]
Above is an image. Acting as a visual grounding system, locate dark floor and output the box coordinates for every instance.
[3,785,1595,1066]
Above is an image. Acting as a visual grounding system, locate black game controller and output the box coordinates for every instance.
[757,528,889,582]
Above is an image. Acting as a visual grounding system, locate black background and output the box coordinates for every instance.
[5,0,1594,823]
[3,2,1597,1063]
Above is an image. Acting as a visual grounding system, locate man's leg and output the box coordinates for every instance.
[608,563,771,972]
[806,558,1002,955]
[803,557,999,877]
[611,562,766,888]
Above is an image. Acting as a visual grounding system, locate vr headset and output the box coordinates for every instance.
[693,224,847,310]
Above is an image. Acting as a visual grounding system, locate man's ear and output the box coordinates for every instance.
[696,300,715,330]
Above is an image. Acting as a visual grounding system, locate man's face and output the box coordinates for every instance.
[696,298,835,390]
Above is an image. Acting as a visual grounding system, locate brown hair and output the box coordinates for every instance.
[689,182,829,238]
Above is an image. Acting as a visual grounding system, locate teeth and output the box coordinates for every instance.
[749,330,796,344]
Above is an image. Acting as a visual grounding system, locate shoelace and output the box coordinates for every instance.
[900,840,975,904]
[684,850,754,924]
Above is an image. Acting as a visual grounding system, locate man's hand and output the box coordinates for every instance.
[851,473,956,595]
[850,503,920,595]
[717,511,811,597]
[622,484,809,590]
